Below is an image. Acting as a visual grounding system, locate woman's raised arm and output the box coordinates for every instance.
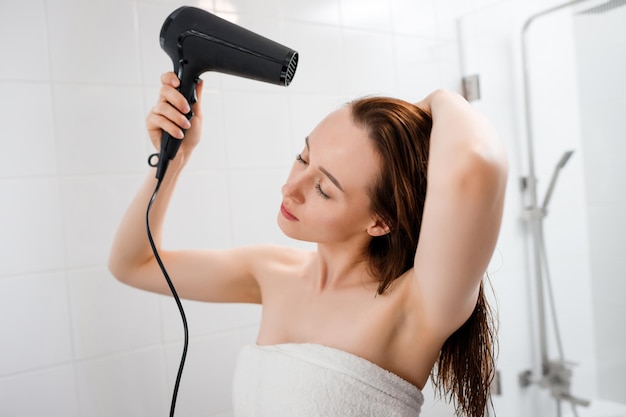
[108,72,262,304]
[412,89,508,335]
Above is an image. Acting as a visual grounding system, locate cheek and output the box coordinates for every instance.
[308,200,371,234]
[315,208,345,229]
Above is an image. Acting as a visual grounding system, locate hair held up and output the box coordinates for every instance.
[349,96,497,417]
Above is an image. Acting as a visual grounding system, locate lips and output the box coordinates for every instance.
[280,203,299,221]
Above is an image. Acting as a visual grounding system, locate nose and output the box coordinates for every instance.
[281,172,306,204]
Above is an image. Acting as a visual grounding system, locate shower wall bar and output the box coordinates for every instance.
[518,0,598,415]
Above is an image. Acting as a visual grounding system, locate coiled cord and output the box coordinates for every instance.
[146,179,189,417]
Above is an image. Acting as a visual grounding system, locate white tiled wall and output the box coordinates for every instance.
[0,0,616,416]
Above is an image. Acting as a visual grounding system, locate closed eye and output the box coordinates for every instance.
[295,153,330,199]
[315,182,330,199]
[295,153,308,165]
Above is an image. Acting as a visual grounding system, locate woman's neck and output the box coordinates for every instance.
[309,243,377,292]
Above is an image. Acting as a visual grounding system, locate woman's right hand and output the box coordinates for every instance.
[146,72,204,164]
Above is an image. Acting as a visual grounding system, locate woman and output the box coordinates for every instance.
[109,72,508,417]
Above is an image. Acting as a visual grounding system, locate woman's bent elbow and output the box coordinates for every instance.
[107,255,128,283]
[107,252,142,285]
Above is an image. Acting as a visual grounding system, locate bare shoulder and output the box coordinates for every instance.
[238,244,311,305]
[245,244,313,276]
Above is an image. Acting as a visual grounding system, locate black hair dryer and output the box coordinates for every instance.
[150,6,299,180]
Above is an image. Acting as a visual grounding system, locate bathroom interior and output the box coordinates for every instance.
[0,0,624,416]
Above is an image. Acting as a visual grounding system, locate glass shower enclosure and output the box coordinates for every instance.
[458,0,626,416]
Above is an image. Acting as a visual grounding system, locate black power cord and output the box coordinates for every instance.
[146,178,189,417]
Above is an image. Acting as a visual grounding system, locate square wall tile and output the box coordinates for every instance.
[462,42,518,104]
[60,174,144,268]
[342,29,396,96]
[282,22,345,95]
[432,40,462,91]
[340,0,392,31]
[0,272,73,375]
[53,83,146,176]
[137,0,203,6]
[434,0,503,22]
[215,0,282,18]
[228,168,291,246]
[163,170,233,250]
[0,0,49,81]
[0,178,65,276]
[160,298,242,342]
[238,321,261,347]
[222,92,293,169]
[211,411,235,417]
[0,365,79,417]
[137,2,182,83]
[47,0,141,84]
[390,0,437,37]
[455,0,519,46]
[68,267,162,359]
[393,36,444,100]
[281,0,341,25]
[0,82,57,178]
[75,347,168,417]
[238,303,262,327]
[164,331,240,416]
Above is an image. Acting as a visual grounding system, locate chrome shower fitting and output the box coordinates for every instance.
[519,360,591,408]
[519,148,590,417]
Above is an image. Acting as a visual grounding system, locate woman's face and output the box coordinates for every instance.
[278,106,385,246]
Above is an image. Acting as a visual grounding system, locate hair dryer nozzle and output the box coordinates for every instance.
[153,6,299,180]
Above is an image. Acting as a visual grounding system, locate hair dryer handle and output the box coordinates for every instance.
[153,70,200,181]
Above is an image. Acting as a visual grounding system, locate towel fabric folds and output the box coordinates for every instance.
[233,343,423,416]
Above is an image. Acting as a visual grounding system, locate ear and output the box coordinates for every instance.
[367,218,390,237]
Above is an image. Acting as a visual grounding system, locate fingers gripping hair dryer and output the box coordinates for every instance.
[152,6,299,180]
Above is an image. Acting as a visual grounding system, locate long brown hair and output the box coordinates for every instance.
[349,96,497,417]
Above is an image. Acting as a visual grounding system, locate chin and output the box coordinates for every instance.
[277,216,317,243]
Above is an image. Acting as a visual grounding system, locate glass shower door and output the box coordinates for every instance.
[458,0,626,415]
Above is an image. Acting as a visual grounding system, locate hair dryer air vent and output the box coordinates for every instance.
[283,53,298,86]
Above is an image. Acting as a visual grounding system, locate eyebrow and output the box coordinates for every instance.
[305,136,344,192]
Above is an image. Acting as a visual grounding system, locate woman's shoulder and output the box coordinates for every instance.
[239,244,314,274]
[235,244,313,297]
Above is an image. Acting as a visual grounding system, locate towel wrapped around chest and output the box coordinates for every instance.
[232,343,423,416]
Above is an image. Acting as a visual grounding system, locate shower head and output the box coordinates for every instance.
[557,150,574,168]
[542,150,575,211]
[576,0,626,14]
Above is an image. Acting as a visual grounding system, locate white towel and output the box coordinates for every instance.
[232,343,423,416]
